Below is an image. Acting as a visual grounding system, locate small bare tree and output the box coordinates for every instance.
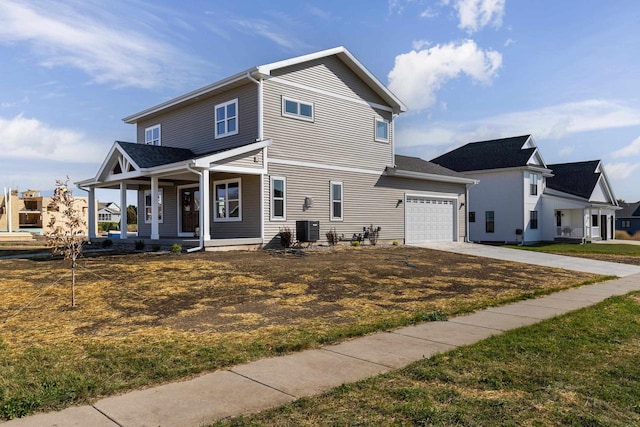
[45,177,87,307]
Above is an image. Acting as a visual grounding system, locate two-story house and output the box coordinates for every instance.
[431,135,619,244]
[77,47,476,249]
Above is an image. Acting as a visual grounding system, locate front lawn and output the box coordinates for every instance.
[213,292,640,426]
[507,242,640,265]
[0,247,605,419]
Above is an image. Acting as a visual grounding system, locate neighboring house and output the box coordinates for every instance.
[0,189,20,232]
[15,189,89,235]
[98,202,121,223]
[431,135,619,244]
[77,47,477,248]
[616,201,640,236]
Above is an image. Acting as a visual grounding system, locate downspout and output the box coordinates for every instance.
[186,163,204,252]
[465,185,470,242]
[247,71,266,243]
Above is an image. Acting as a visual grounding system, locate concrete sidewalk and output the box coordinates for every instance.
[3,253,640,426]
[417,242,640,277]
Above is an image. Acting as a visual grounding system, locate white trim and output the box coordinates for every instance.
[213,178,242,222]
[330,181,343,221]
[214,98,239,139]
[176,183,199,237]
[281,96,314,121]
[268,157,381,176]
[270,176,287,221]
[374,117,389,143]
[194,140,271,168]
[210,165,268,175]
[268,76,394,113]
[145,124,161,146]
[386,168,478,185]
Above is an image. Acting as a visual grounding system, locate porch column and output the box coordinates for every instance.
[88,187,96,239]
[119,182,127,240]
[200,169,210,242]
[588,207,593,240]
[151,176,159,240]
[260,173,265,241]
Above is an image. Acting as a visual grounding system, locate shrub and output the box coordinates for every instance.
[134,240,145,250]
[392,240,399,246]
[99,222,119,232]
[351,240,361,247]
[326,228,339,246]
[368,224,380,246]
[101,239,113,248]
[170,243,182,254]
[279,227,293,248]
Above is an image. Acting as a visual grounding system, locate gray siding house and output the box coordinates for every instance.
[77,47,476,249]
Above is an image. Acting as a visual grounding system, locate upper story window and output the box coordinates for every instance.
[375,118,389,142]
[215,99,238,139]
[145,124,161,146]
[530,173,538,195]
[282,97,313,121]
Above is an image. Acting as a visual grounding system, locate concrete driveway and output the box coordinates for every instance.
[415,242,640,277]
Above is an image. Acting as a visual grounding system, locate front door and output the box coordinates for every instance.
[601,215,607,240]
[181,188,200,233]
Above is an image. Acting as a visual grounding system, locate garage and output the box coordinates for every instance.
[405,196,456,243]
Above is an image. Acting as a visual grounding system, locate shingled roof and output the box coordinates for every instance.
[546,160,602,199]
[117,141,196,168]
[430,135,536,172]
[394,154,465,178]
[617,201,640,218]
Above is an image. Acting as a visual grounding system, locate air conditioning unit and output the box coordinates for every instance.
[296,220,320,242]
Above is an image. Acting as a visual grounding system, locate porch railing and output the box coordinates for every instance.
[556,226,583,239]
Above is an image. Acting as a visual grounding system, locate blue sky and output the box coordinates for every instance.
[1,0,640,203]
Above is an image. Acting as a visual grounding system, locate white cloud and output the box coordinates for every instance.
[504,38,515,47]
[612,136,640,158]
[388,40,502,111]
[232,17,311,51]
[453,0,506,33]
[605,162,640,180]
[395,99,640,149]
[0,114,107,163]
[419,8,439,18]
[0,1,206,89]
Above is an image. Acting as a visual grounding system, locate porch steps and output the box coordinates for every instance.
[0,232,36,242]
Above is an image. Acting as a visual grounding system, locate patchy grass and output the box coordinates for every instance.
[507,242,640,265]
[0,247,605,419]
[212,292,640,427]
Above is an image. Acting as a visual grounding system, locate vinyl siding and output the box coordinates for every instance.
[264,79,393,171]
[210,173,261,239]
[136,83,259,156]
[270,55,387,106]
[263,163,467,245]
[137,186,179,237]
[212,149,264,170]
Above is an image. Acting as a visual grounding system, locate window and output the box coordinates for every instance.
[530,173,538,195]
[469,211,476,222]
[375,118,389,142]
[486,211,495,233]
[622,220,631,228]
[530,210,538,229]
[270,177,286,220]
[214,178,241,222]
[330,181,343,221]
[215,99,238,138]
[282,97,313,121]
[144,189,163,223]
[145,124,161,146]
[98,213,111,221]
[592,215,599,227]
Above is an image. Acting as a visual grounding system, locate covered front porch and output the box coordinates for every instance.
[76,140,271,250]
[553,206,616,242]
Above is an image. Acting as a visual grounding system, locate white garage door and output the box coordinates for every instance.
[406,197,455,243]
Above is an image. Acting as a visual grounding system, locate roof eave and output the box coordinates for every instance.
[387,168,478,185]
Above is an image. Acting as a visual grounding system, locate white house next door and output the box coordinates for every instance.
[405,197,455,244]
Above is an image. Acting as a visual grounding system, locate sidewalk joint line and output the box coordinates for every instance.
[228,370,298,399]
[319,348,397,369]
[91,405,124,427]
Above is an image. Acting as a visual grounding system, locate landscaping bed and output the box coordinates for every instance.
[0,246,605,419]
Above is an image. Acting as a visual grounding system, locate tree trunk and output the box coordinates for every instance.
[71,259,76,307]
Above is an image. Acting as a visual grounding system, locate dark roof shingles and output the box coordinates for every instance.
[617,201,640,218]
[546,160,601,199]
[394,154,465,178]
[117,141,196,168]
[430,135,534,172]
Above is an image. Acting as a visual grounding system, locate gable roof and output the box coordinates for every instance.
[117,142,196,169]
[123,46,406,124]
[387,154,477,185]
[545,160,603,199]
[430,135,540,172]
[616,201,640,218]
